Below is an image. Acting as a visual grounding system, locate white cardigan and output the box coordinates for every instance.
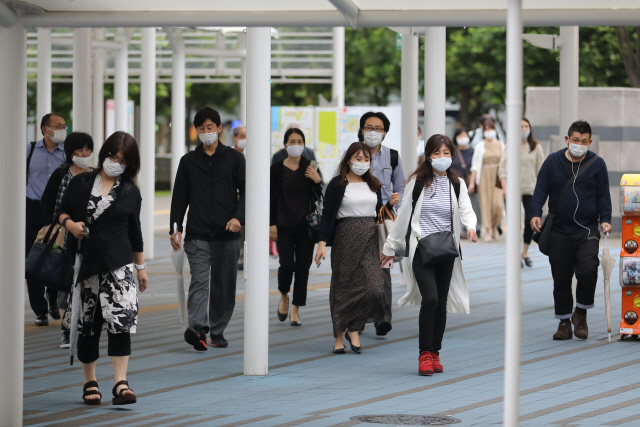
[470,139,505,185]
[382,177,477,313]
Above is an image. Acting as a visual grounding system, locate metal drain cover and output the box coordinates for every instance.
[351,414,461,425]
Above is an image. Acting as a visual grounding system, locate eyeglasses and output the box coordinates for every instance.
[73,147,92,157]
[47,125,68,131]
[108,154,127,166]
[363,126,385,133]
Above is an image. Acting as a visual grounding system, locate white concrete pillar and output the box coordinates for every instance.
[238,32,247,125]
[559,26,579,137]
[73,28,93,133]
[93,28,106,161]
[332,27,345,108]
[0,23,26,427]
[423,27,446,137]
[503,1,523,426]
[140,28,156,260]
[244,27,271,376]
[171,29,185,188]
[114,28,129,133]
[401,33,419,178]
[36,28,51,125]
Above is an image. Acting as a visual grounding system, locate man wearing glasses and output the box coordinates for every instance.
[358,111,405,337]
[26,113,68,326]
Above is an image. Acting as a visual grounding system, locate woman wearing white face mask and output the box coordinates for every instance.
[469,118,505,242]
[270,129,322,326]
[381,135,477,376]
[498,118,545,267]
[314,142,386,354]
[57,131,148,405]
[41,132,95,348]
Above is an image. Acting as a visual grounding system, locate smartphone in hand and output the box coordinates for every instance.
[381,259,393,269]
[310,160,319,170]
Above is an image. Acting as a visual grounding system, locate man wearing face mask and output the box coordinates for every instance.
[232,125,247,157]
[358,111,406,337]
[170,107,246,351]
[531,120,612,341]
[25,113,68,326]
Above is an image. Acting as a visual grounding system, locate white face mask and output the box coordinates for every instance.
[568,142,589,158]
[363,131,384,148]
[286,144,305,158]
[484,130,497,140]
[522,130,531,141]
[430,157,452,172]
[103,158,127,178]
[199,131,218,146]
[350,161,370,176]
[457,136,470,146]
[72,155,92,169]
[236,138,246,150]
[47,127,67,144]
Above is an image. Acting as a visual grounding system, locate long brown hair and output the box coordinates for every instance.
[522,117,539,152]
[335,142,381,192]
[409,134,460,189]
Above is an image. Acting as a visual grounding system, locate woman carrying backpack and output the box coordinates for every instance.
[381,134,477,376]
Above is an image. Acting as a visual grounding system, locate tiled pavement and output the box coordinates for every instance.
[22,211,638,426]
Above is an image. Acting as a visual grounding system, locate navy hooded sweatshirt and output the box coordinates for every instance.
[531,148,612,235]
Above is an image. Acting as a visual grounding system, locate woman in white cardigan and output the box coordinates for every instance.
[381,134,477,376]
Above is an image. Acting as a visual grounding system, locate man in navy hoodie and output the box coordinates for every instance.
[531,120,612,340]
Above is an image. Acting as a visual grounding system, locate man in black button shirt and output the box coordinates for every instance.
[170,107,246,351]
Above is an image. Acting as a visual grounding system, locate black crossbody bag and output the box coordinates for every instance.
[532,155,598,255]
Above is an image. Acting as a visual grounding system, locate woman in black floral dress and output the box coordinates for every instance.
[58,131,148,406]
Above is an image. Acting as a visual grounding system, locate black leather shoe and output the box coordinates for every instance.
[291,319,302,326]
[277,296,289,322]
[375,321,392,336]
[522,256,532,267]
[345,331,362,354]
[49,307,61,320]
[35,314,48,326]
[333,347,346,354]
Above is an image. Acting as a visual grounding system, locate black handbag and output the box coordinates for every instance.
[416,182,460,266]
[532,155,599,256]
[306,192,322,243]
[25,219,74,293]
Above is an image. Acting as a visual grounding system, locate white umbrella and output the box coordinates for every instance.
[601,233,616,343]
[69,231,85,365]
[170,223,188,330]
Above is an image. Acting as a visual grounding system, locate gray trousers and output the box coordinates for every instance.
[184,239,241,336]
[375,268,393,326]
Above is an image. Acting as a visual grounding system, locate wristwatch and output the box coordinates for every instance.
[134,263,146,271]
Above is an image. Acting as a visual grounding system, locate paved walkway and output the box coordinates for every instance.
[22,208,638,426]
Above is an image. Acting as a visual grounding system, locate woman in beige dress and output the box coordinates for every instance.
[469,119,505,242]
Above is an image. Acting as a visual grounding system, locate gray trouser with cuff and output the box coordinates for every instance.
[184,239,241,336]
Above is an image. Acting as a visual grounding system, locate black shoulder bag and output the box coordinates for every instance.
[25,217,74,293]
[532,155,599,255]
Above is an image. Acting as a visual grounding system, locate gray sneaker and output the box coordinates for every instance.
[60,330,70,349]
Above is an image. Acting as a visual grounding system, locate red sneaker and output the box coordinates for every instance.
[431,352,443,373]
[419,351,433,376]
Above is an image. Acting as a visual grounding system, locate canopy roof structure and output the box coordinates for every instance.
[2,0,640,27]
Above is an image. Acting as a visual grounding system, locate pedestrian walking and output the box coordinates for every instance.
[26,113,68,326]
[315,142,386,354]
[41,131,94,348]
[358,111,405,337]
[452,127,479,237]
[469,117,504,242]
[498,117,545,267]
[57,131,148,405]
[271,128,323,326]
[170,107,246,351]
[381,134,477,376]
[531,120,612,340]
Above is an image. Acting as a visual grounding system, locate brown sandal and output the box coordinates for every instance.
[112,380,137,405]
[82,381,102,405]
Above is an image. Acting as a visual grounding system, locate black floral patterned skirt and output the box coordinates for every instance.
[329,217,385,337]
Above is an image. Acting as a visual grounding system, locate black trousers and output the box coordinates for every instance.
[548,229,600,319]
[522,195,534,245]
[412,250,455,353]
[276,225,315,307]
[25,198,58,316]
[77,308,132,363]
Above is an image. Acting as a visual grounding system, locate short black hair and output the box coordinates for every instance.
[453,127,468,144]
[63,132,94,164]
[567,120,592,139]
[193,107,221,128]
[92,131,140,181]
[40,112,64,136]
[358,111,391,142]
[283,128,305,147]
